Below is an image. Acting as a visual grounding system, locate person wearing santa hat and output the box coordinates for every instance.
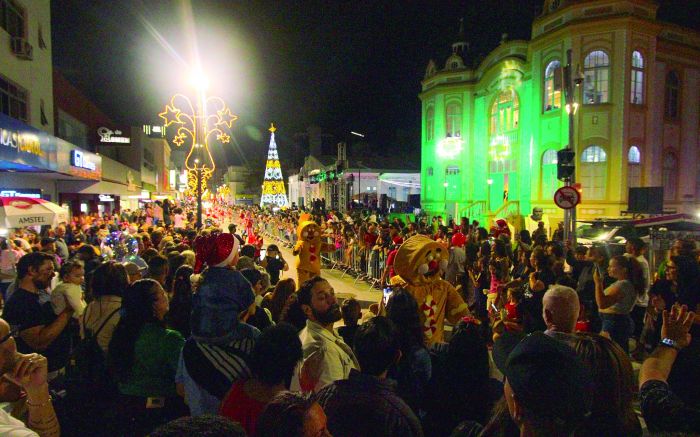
[445,231,467,288]
[176,232,260,417]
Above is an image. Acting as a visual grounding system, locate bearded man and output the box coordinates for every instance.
[290,277,359,393]
[2,252,73,377]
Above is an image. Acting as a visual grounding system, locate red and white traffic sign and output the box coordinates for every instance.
[554,186,581,209]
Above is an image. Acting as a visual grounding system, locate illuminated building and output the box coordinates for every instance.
[420,0,700,229]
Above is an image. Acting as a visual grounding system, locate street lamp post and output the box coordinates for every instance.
[159,75,237,228]
[563,49,584,245]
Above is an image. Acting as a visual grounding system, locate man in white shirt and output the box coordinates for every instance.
[291,277,359,393]
[0,317,61,436]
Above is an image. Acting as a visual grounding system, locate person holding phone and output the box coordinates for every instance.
[261,245,288,286]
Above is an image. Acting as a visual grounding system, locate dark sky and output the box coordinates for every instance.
[51,0,700,170]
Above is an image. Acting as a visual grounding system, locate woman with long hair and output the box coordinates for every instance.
[107,279,186,435]
[385,288,431,415]
[565,333,642,436]
[594,254,644,353]
[262,278,296,323]
[167,265,194,338]
[81,261,129,353]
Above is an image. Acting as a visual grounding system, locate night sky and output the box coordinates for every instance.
[51,0,700,171]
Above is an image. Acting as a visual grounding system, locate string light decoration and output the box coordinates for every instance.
[159,93,237,225]
[260,123,289,208]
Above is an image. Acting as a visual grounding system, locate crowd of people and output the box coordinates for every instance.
[0,202,697,436]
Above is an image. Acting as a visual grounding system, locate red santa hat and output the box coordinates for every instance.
[451,231,466,247]
[193,232,239,273]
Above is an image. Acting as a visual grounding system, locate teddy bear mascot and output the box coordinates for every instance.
[293,213,335,285]
[388,234,470,344]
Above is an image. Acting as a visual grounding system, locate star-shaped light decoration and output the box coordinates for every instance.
[217,132,231,143]
[269,123,276,133]
[159,105,183,127]
[172,133,186,147]
[215,107,238,129]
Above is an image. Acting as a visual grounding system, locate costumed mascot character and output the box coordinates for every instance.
[293,214,335,285]
[180,232,260,415]
[388,234,470,344]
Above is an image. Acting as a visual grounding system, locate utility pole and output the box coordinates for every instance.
[563,48,583,245]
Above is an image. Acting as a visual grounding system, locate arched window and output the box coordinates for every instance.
[583,50,610,104]
[426,107,434,142]
[663,152,678,201]
[628,146,641,188]
[541,149,560,199]
[630,51,644,104]
[544,60,562,112]
[490,89,519,135]
[580,145,607,200]
[446,103,462,137]
[665,71,680,119]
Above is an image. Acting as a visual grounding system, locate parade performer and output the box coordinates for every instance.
[388,234,470,344]
[293,214,334,285]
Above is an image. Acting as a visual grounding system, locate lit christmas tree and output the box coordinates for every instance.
[260,123,289,208]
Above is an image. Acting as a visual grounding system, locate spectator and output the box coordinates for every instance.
[54,224,70,261]
[595,255,645,353]
[220,323,303,436]
[2,252,73,375]
[0,318,61,436]
[425,319,501,436]
[564,333,642,436]
[122,261,144,284]
[0,239,18,301]
[148,255,170,288]
[81,261,128,353]
[177,232,259,416]
[290,277,359,393]
[640,304,699,433]
[165,253,186,295]
[107,279,186,435]
[337,297,361,347]
[167,265,194,338]
[315,316,423,437]
[240,268,273,330]
[151,415,246,437]
[261,278,296,323]
[542,285,579,339]
[256,391,331,437]
[520,247,554,333]
[261,244,288,285]
[51,258,87,319]
[487,332,593,437]
[385,289,431,415]
[75,244,102,297]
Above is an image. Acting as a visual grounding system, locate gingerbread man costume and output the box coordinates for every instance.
[389,235,470,344]
[293,214,334,285]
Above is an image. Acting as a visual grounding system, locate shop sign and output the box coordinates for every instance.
[99,194,115,202]
[0,189,42,198]
[0,114,54,171]
[70,150,96,171]
[97,127,131,144]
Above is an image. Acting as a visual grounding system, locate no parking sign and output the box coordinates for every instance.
[554,186,581,209]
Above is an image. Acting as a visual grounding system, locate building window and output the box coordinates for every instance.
[541,149,560,199]
[583,50,610,104]
[665,71,680,119]
[0,74,28,122]
[544,60,562,112]
[426,106,434,141]
[630,51,644,104]
[490,89,519,135]
[663,152,678,201]
[388,186,397,200]
[446,103,462,137]
[57,110,88,147]
[0,0,25,38]
[427,167,434,176]
[628,146,641,188]
[446,166,460,175]
[580,145,607,200]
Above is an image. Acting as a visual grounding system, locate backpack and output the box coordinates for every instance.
[68,307,120,393]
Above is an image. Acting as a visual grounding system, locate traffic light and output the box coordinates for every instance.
[557,149,575,181]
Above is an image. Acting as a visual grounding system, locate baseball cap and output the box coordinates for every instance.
[496,332,593,424]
